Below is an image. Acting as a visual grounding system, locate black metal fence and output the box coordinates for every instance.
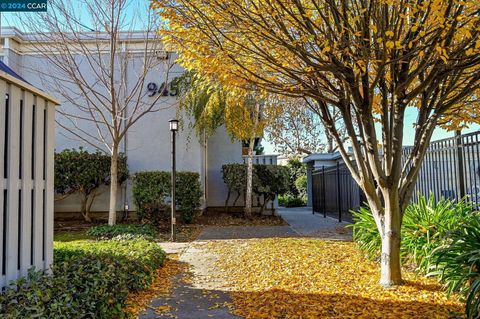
[405,131,480,205]
[312,130,480,222]
[312,163,364,222]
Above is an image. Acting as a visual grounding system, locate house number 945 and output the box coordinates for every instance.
[147,78,179,97]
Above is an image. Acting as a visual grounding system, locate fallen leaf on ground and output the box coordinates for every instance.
[206,238,464,319]
[125,255,187,316]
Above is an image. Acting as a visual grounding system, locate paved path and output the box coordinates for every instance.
[139,240,239,319]
[139,207,352,319]
[278,206,352,240]
[196,225,297,240]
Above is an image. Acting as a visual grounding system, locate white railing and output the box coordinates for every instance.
[242,154,278,165]
[0,70,58,288]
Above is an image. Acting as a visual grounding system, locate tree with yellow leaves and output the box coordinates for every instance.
[178,73,273,218]
[153,0,480,286]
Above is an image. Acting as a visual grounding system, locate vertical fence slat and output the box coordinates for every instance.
[474,134,480,207]
[20,91,33,276]
[33,97,45,270]
[448,138,457,198]
[5,84,20,284]
[465,135,472,200]
[0,79,5,288]
[44,100,54,270]
[321,166,325,217]
[456,131,466,199]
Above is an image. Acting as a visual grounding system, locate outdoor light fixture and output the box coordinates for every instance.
[169,119,179,241]
[156,50,170,61]
[169,119,179,132]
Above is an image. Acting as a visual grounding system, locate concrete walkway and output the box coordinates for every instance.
[196,225,297,240]
[278,206,352,240]
[139,240,240,319]
[139,207,352,318]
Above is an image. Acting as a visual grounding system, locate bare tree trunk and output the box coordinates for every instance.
[224,189,231,213]
[245,138,255,218]
[232,191,241,206]
[85,189,98,222]
[259,194,272,215]
[326,131,335,153]
[108,146,119,226]
[379,189,403,287]
[80,195,92,222]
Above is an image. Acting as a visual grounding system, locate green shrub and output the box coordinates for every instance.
[295,175,308,199]
[278,194,306,207]
[55,148,128,222]
[254,165,290,208]
[351,195,475,270]
[430,217,480,319]
[0,269,76,319]
[87,224,157,240]
[0,239,165,319]
[402,196,473,273]
[350,195,480,318]
[222,164,290,211]
[285,158,306,197]
[222,164,248,197]
[177,172,203,223]
[350,206,381,260]
[132,171,170,224]
[132,171,202,224]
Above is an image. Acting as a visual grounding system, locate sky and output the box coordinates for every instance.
[0,1,152,32]
[262,109,480,155]
[3,4,479,155]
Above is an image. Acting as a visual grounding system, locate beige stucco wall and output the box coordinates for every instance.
[1,29,242,215]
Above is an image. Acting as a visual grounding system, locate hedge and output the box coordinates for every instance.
[222,164,290,212]
[132,171,202,224]
[55,148,128,222]
[0,239,165,319]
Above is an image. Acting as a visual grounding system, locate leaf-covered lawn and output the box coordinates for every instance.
[207,238,463,319]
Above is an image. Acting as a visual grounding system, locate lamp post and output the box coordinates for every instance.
[169,119,179,241]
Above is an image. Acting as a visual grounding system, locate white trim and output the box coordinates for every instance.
[0,71,60,105]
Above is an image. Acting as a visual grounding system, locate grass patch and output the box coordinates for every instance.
[54,230,92,242]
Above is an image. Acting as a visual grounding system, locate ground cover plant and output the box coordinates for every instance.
[351,195,475,270]
[351,195,479,318]
[206,238,462,319]
[278,194,306,208]
[0,238,165,318]
[430,218,480,319]
[87,224,157,240]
